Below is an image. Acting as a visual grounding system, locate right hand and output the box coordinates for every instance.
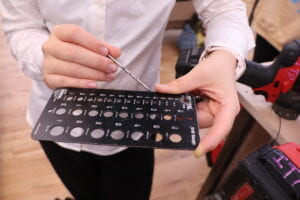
[42,24,121,89]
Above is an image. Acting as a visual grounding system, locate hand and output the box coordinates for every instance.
[42,24,121,89]
[155,50,240,157]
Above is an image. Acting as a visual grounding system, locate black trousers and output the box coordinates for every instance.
[40,141,154,200]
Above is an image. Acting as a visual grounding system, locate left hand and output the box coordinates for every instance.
[155,50,240,157]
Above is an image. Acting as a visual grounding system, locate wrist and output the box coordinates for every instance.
[209,49,237,66]
[200,46,246,79]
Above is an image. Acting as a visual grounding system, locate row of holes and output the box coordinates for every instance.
[49,126,182,143]
[65,96,190,104]
[52,108,193,121]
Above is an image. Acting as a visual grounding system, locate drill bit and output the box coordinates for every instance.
[107,54,152,91]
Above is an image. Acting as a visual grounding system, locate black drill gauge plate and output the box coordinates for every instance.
[31,88,199,150]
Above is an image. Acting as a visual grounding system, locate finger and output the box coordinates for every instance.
[196,102,214,128]
[45,57,116,81]
[155,67,201,94]
[53,24,121,58]
[44,74,98,89]
[194,101,240,157]
[45,40,118,73]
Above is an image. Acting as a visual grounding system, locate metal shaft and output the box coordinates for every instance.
[107,54,152,91]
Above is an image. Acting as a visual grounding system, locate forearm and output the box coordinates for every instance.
[202,4,254,57]
[5,28,49,81]
[192,0,255,79]
[1,0,49,81]
[193,0,255,56]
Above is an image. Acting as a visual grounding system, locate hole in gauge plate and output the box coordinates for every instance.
[72,109,83,116]
[176,116,184,120]
[116,98,123,103]
[70,127,84,137]
[77,97,84,101]
[186,116,193,121]
[149,113,158,120]
[88,110,99,117]
[97,98,103,102]
[135,113,144,119]
[90,129,105,139]
[50,126,64,136]
[163,114,172,120]
[103,111,114,118]
[106,98,112,102]
[180,97,190,103]
[119,112,129,118]
[135,99,141,104]
[152,100,158,105]
[110,130,125,140]
[66,96,73,101]
[131,131,144,141]
[56,108,66,115]
[169,133,182,143]
[150,132,163,142]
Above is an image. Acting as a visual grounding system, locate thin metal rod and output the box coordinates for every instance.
[107,54,152,91]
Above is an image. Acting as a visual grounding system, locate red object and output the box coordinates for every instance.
[274,142,300,169]
[210,140,225,165]
[230,183,255,200]
[253,57,300,102]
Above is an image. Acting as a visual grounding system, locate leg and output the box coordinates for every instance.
[40,141,102,200]
[100,148,154,200]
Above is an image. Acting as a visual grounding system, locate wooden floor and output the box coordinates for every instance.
[0,26,210,200]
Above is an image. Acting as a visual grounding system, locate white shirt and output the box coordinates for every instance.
[0,0,254,156]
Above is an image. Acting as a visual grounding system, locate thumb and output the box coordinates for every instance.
[155,70,199,94]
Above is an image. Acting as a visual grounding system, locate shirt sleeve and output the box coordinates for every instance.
[192,0,255,78]
[0,0,49,81]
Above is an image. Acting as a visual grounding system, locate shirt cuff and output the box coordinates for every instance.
[200,46,246,80]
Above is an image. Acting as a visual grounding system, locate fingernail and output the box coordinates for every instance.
[87,81,97,88]
[106,73,116,81]
[194,145,204,158]
[107,63,118,73]
[99,46,109,55]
